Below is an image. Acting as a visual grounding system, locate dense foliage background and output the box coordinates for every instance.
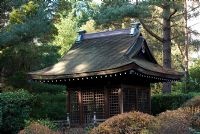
[1,0,200,133]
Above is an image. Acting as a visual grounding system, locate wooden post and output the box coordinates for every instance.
[66,88,71,113]
[93,90,96,113]
[136,88,138,111]
[66,87,71,127]
[104,88,109,118]
[118,88,123,114]
[93,111,97,127]
[67,112,70,128]
[78,91,83,125]
[148,88,151,114]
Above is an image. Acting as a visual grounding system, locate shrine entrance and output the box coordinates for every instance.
[68,85,150,126]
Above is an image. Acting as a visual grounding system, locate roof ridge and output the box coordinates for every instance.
[83,28,131,40]
[124,33,142,58]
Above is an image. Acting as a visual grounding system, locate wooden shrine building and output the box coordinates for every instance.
[29,24,183,126]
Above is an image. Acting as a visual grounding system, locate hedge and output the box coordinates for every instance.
[31,92,66,120]
[151,93,193,115]
[30,82,66,94]
[0,90,34,134]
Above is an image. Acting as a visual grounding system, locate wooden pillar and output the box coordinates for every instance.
[66,87,71,127]
[118,88,123,114]
[66,88,71,113]
[136,88,138,111]
[104,88,109,118]
[78,91,83,125]
[93,90,96,112]
[148,86,151,114]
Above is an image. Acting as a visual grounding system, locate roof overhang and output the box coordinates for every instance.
[29,61,184,83]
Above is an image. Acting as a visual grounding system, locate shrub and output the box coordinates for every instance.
[19,122,60,134]
[30,82,66,94]
[0,90,34,134]
[89,111,155,134]
[7,72,30,89]
[151,93,193,115]
[151,108,194,134]
[182,96,200,108]
[31,92,66,120]
[30,81,66,120]
[191,112,200,132]
[0,103,2,127]
[172,60,200,92]
[187,60,200,91]
[25,119,58,131]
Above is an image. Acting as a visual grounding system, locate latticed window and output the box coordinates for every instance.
[82,90,94,124]
[69,86,150,125]
[137,89,149,113]
[95,90,105,119]
[81,89,106,124]
[123,86,150,113]
[70,91,79,124]
[123,88,137,112]
[109,88,120,116]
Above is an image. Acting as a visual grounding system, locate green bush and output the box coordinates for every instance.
[0,90,34,134]
[0,103,2,128]
[7,72,30,90]
[188,60,200,91]
[31,92,66,120]
[29,82,66,120]
[172,60,200,92]
[151,93,193,115]
[30,82,65,94]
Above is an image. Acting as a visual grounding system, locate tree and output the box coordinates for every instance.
[0,1,59,88]
[184,0,189,91]
[0,0,25,29]
[0,1,57,50]
[52,14,78,56]
[93,0,189,93]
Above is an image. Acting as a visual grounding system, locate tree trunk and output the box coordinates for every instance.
[184,0,189,91]
[162,1,172,94]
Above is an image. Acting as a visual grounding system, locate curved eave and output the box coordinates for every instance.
[28,63,137,80]
[28,62,183,82]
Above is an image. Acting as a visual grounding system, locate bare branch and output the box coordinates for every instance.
[169,9,177,19]
[176,42,184,58]
[172,4,200,18]
[139,18,164,42]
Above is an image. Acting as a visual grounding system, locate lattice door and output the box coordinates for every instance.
[137,89,149,113]
[95,90,105,119]
[82,89,106,124]
[109,88,120,116]
[70,91,80,124]
[82,90,94,124]
[123,88,137,112]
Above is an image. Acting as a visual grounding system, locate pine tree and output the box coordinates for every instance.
[93,0,187,93]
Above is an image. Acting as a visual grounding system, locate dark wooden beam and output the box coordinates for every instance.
[118,88,123,114]
[67,88,71,113]
[136,88,138,111]
[93,90,96,112]
[104,88,109,118]
[78,91,83,125]
[148,86,151,114]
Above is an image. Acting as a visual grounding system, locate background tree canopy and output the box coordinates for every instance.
[92,0,200,93]
[1,0,200,133]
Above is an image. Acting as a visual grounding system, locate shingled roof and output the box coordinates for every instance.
[29,28,183,82]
